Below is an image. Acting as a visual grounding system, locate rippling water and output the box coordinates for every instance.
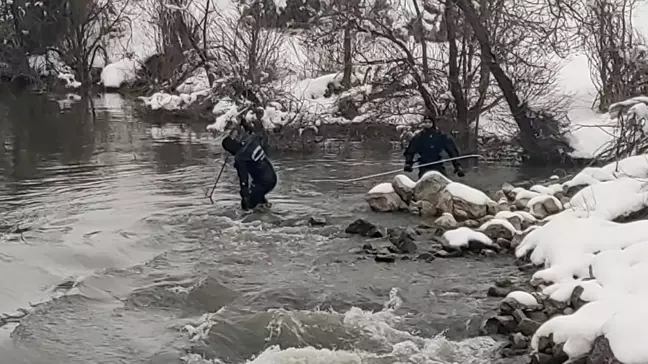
[0,93,551,364]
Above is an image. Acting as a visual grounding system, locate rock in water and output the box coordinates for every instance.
[375,254,396,263]
[392,174,416,204]
[387,227,418,253]
[434,213,457,229]
[481,316,517,335]
[366,183,408,212]
[488,286,512,298]
[308,216,327,226]
[413,171,451,206]
[436,182,497,220]
[417,200,438,217]
[509,333,529,350]
[588,337,623,364]
[345,219,383,238]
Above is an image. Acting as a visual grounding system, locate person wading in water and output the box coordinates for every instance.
[221,126,277,211]
[403,118,466,179]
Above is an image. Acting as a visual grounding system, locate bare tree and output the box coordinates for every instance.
[580,0,647,111]
[57,0,132,85]
[451,0,575,162]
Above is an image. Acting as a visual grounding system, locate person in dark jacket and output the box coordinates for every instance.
[403,121,466,179]
[222,130,277,211]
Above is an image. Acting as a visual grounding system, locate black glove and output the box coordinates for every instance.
[404,164,413,173]
[454,167,465,177]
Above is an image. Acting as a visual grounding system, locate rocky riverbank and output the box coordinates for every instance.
[350,154,648,364]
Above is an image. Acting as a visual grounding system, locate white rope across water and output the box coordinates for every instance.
[309,154,485,183]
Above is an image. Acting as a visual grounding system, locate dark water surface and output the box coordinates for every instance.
[0,93,550,364]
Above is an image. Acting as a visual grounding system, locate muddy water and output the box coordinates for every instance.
[0,93,550,364]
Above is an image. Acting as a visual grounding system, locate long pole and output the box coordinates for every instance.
[207,155,230,204]
[309,154,484,183]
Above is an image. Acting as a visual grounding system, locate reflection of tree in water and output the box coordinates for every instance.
[3,93,107,180]
[149,123,213,175]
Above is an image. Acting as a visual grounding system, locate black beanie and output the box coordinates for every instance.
[222,136,242,155]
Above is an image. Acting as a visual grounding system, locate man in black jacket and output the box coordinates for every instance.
[222,130,277,211]
[403,121,466,179]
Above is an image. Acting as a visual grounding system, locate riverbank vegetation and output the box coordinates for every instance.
[1,0,648,162]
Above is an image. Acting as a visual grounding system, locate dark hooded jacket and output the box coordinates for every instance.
[222,133,277,205]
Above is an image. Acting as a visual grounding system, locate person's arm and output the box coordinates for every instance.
[443,134,465,176]
[403,132,421,172]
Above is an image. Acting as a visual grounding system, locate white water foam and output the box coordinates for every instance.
[180,288,503,364]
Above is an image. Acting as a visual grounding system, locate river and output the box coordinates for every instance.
[0,93,551,364]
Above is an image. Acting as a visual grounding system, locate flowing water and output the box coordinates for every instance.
[0,93,553,364]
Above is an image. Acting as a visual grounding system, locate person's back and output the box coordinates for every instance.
[222,132,277,210]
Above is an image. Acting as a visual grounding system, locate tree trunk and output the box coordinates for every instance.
[411,0,429,81]
[444,0,469,146]
[342,22,353,88]
[454,0,551,162]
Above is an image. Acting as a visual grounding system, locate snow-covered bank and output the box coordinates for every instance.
[511,154,648,363]
[358,154,648,363]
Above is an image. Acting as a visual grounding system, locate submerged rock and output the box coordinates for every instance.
[308,216,327,226]
[387,227,418,253]
[481,315,517,335]
[366,183,408,212]
[488,286,513,298]
[374,254,397,263]
[345,219,383,238]
[416,252,436,262]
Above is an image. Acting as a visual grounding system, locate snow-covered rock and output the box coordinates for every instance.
[513,188,541,210]
[413,171,451,206]
[442,227,495,252]
[479,218,519,240]
[392,174,416,204]
[437,182,497,220]
[527,195,563,219]
[366,183,407,212]
[434,212,457,229]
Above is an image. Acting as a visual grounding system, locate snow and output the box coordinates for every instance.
[565,177,648,220]
[505,291,538,306]
[207,105,239,132]
[100,58,140,88]
[513,156,648,362]
[494,210,537,224]
[444,182,494,205]
[527,195,563,210]
[368,182,395,194]
[394,175,416,189]
[443,227,493,248]
[479,218,520,234]
[27,51,82,88]
[529,184,562,195]
[418,170,452,185]
[513,188,541,203]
